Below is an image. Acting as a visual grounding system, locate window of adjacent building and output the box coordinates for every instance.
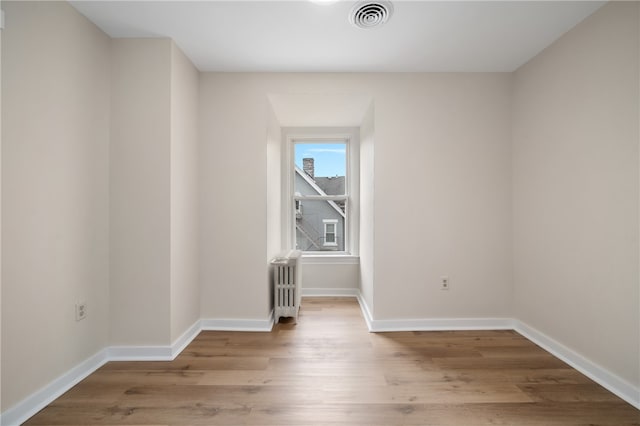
[323,219,338,246]
[292,139,348,253]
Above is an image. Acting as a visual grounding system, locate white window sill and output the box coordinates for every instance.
[301,254,360,265]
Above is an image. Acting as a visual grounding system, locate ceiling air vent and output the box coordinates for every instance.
[349,0,393,29]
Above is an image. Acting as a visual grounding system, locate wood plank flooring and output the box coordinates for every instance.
[25,298,640,425]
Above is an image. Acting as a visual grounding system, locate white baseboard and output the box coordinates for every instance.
[368,317,514,332]
[301,287,360,297]
[351,288,514,333]
[1,349,109,426]
[171,320,202,358]
[107,321,203,362]
[356,292,374,331]
[352,292,513,333]
[515,320,640,410]
[200,316,274,332]
[107,345,174,361]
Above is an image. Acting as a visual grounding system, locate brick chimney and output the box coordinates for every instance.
[303,158,314,179]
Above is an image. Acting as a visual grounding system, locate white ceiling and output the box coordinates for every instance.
[70,0,605,72]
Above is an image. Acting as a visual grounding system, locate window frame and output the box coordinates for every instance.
[283,128,359,258]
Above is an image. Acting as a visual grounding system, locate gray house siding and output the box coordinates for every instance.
[294,169,345,251]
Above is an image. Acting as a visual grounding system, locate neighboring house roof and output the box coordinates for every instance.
[294,166,346,219]
[314,176,345,196]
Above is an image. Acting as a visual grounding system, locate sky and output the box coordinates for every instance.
[294,142,346,177]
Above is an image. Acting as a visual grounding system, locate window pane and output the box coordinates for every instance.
[295,200,345,251]
[294,142,346,196]
[325,229,336,243]
[325,222,336,244]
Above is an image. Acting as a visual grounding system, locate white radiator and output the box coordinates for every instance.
[271,250,302,324]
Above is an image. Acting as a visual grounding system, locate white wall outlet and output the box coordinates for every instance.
[440,276,450,290]
[75,302,87,321]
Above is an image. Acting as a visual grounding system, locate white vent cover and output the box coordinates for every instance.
[349,0,394,29]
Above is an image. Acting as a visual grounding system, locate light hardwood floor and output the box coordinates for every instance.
[25,298,640,425]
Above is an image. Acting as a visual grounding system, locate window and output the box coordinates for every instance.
[323,219,338,246]
[283,128,359,258]
[290,137,351,253]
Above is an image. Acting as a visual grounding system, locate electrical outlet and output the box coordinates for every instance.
[75,302,87,321]
[440,276,450,290]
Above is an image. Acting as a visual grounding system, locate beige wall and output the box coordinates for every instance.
[110,38,172,345]
[199,75,271,320]
[359,104,375,312]
[1,1,111,409]
[302,262,359,291]
[169,42,200,342]
[513,1,639,388]
[111,38,200,345]
[199,73,513,321]
[265,105,283,311]
[371,74,513,319]
[266,104,282,310]
[266,106,282,265]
